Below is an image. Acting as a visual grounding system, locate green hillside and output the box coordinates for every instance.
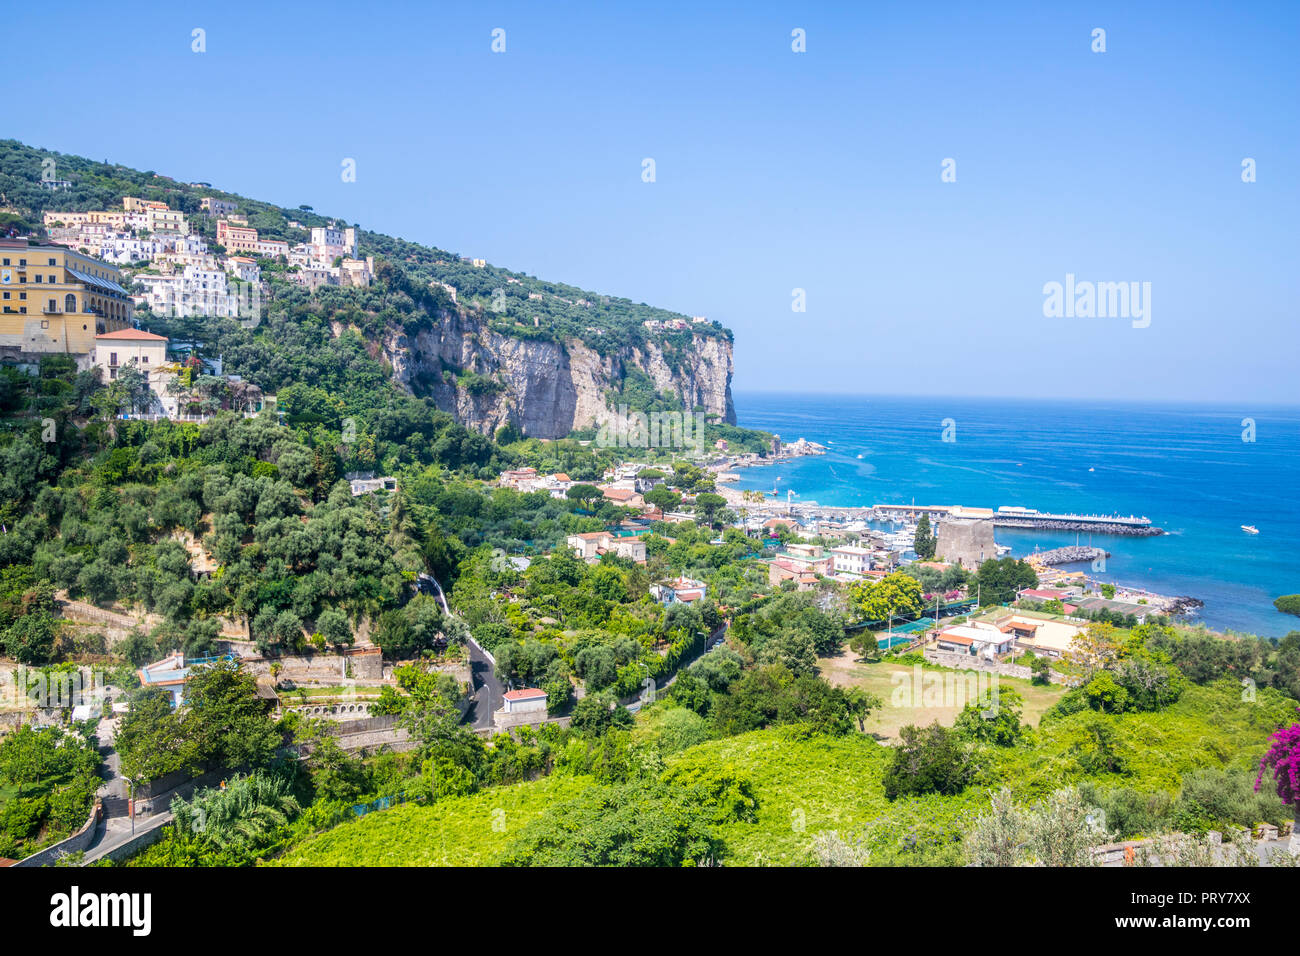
[275,681,1295,867]
[0,139,730,355]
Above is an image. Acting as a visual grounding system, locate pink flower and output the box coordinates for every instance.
[1256,713,1300,808]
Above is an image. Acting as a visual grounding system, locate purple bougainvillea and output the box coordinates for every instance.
[1256,715,1300,808]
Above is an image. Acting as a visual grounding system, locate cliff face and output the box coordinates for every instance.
[379,311,736,439]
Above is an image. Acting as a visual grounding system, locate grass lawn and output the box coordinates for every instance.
[818,649,1067,742]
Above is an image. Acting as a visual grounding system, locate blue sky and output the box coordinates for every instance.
[4,0,1297,402]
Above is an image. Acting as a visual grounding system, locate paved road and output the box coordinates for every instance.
[416,572,505,729]
[464,638,505,729]
[82,705,171,863]
[627,624,727,714]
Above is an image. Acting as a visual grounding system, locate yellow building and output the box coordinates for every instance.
[42,209,127,230]
[0,239,131,355]
[122,197,167,213]
[146,208,188,235]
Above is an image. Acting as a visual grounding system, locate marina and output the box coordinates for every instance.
[715,394,1300,635]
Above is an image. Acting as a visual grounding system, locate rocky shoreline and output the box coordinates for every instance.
[1030,545,1110,566]
[1165,596,1205,617]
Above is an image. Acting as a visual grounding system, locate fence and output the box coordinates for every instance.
[352,791,406,818]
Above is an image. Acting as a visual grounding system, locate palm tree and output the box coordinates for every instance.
[171,770,301,851]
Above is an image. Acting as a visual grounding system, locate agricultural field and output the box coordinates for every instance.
[275,774,594,867]
[818,650,1066,742]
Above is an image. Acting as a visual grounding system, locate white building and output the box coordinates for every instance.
[830,545,873,576]
[500,688,548,715]
[134,264,244,318]
[226,256,261,283]
[934,622,1015,659]
[98,235,164,264]
[309,224,357,262]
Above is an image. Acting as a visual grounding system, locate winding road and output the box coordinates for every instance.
[417,573,505,729]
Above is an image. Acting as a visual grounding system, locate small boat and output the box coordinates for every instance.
[1241,525,1260,534]
[856,454,864,460]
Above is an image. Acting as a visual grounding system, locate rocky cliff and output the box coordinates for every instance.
[379,310,736,439]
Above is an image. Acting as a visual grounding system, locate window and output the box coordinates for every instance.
[34,275,41,283]
[109,352,117,365]
[47,298,56,312]
[65,293,75,312]
[48,258,55,266]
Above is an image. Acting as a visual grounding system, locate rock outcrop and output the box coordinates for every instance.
[380,310,735,439]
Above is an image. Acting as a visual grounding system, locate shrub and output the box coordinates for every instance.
[882,723,973,799]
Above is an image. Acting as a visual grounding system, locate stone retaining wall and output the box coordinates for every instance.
[13,800,101,868]
[923,649,1071,685]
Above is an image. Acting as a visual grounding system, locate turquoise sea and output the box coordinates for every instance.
[730,393,1300,638]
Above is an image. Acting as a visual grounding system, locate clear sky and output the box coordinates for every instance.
[4,1,1297,402]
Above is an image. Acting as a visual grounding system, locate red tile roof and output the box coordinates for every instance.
[938,634,975,646]
[503,688,547,700]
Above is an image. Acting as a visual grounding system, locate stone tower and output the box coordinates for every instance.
[935,517,997,570]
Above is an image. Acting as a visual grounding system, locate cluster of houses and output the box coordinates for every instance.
[500,464,673,515]
[753,532,905,591]
[498,467,575,497]
[642,316,710,332]
[3,191,394,418]
[41,197,374,321]
[933,612,1087,660]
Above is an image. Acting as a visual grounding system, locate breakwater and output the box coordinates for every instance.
[1029,545,1109,566]
[992,515,1163,536]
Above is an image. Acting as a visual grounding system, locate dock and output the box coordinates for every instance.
[739,501,1163,536]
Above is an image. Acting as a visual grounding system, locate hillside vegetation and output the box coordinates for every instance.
[0,139,730,356]
[275,681,1295,867]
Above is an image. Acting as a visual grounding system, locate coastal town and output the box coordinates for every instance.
[0,135,1295,881]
